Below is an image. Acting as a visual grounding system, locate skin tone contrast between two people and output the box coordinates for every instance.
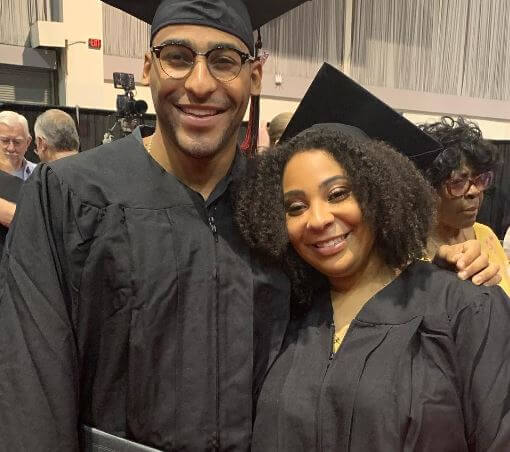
[137,24,500,287]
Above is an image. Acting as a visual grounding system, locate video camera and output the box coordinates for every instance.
[113,72,148,119]
[104,72,149,143]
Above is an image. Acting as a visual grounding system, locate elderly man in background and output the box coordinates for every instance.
[267,111,293,146]
[34,109,80,163]
[0,111,37,181]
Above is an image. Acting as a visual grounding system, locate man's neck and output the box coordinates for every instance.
[48,149,78,162]
[147,130,237,200]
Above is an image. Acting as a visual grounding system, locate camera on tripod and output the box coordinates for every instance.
[113,72,148,118]
[103,72,149,143]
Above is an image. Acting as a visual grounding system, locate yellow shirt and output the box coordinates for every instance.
[473,222,510,296]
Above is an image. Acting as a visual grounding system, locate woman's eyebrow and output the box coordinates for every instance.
[283,189,305,199]
[284,176,349,198]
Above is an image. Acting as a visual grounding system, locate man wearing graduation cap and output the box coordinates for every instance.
[0,1,306,451]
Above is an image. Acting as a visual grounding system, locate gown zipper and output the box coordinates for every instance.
[208,211,220,450]
[316,321,336,450]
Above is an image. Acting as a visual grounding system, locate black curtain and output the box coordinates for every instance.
[0,101,156,162]
[477,140,510,239]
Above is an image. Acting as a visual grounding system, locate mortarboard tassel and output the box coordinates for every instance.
[240,95,260,156]
[240,29,263,156]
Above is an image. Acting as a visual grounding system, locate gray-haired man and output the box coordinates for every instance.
[34,109,80,163]
[0,110,36,180]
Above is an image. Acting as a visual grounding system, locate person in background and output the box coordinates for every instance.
[421,116,510,295]
[256,122,271,152]
[0,111,31,249]
[0,111,36,180]
[268,111,293,146]
[0,109,79,241]
[34,109,80,163]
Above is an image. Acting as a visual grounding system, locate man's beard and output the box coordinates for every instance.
[163,112,241,160]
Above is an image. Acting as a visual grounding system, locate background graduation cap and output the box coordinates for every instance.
[101,0,311,154]
[280,63,443,169]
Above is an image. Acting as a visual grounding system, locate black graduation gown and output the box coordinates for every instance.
[0,134,289,451]
[252,261,510,451]
[0,169,23,255]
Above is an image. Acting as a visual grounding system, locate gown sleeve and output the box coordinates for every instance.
[452,286,510,451]
[0,165,81,451]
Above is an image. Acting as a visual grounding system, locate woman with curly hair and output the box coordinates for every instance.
[235,125,510,450]
[421,116,510,295]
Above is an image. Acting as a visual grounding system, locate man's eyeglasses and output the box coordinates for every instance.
[151,43,254,83]
[444,171,494,197]
[0,136,25,147]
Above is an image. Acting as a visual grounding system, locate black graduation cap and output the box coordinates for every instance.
[101,0,310,54]
[280,63,444,169]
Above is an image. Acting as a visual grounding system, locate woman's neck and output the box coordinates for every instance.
[428,223,476,256]
[329,254,399,337]
[329,252,396,295]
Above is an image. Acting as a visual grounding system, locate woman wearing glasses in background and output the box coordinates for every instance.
[421,116,510,295]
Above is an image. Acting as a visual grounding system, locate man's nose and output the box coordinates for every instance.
[184,57,218,99]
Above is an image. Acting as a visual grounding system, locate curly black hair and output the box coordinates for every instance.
[419,116,500,188]
[234,128,437,307]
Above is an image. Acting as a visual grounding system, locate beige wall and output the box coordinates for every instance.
[58,0,105,108]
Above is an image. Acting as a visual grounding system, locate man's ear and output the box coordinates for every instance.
[35,137,45,154]
[142,51,153,86]
[250,60,263,96]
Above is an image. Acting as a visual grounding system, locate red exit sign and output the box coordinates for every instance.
[88,38,102,50]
